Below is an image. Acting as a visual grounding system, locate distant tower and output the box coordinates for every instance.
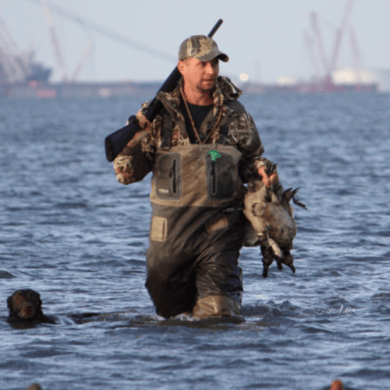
[0,15,30,83]
[42,0,68,82]
[349,22,363,82]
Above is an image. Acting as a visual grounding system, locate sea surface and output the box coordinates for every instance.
[0,92,389,390]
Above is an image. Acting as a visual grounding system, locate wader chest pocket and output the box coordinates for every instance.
[206,155,234,199]
[155,154,181,200]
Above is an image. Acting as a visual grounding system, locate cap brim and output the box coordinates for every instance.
[197,51,229,63]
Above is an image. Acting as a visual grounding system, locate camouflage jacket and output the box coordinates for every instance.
[113,76,265,185]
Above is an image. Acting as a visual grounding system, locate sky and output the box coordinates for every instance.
[1,0,389,84]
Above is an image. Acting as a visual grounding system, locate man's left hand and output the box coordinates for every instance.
[258,166,277,188]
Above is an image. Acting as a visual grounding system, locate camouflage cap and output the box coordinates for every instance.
[178,35,229,62]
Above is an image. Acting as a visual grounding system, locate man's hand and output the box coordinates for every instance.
[135,110,151,132]
[124,110,152,149]
[258,165,278,188]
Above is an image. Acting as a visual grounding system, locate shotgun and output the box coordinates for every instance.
[104,19,223,162]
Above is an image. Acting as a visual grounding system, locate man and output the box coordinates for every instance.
[113,35,276,319]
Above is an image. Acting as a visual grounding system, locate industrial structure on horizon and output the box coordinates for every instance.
[0,0,388,98]
[243,0,388,94]
[0,14,52,85]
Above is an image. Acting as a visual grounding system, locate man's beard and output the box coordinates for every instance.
[196,79,216,93]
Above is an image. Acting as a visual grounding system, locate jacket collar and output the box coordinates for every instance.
[156,76,242,119]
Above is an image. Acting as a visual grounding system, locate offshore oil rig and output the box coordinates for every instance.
[0,0,381,98]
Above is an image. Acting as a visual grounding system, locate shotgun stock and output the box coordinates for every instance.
[104,19,223,162]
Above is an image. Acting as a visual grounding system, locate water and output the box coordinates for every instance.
[1,92,389,390]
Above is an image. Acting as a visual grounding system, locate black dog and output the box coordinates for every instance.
[7,289,55,327]
[7,289,128,328]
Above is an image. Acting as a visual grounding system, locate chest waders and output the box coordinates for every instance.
[146,143,246,319]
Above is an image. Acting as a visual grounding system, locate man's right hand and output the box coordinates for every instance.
[123,111,152,149]
[135,110,152,132]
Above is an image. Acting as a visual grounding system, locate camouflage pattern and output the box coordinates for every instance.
[113,76,265,185]
[178,35,229,62]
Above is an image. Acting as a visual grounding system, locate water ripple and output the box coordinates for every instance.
[1,94,389,390]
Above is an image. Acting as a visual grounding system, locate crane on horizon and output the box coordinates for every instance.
[306,0,356,81]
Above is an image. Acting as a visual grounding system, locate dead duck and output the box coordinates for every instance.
[243,160,306,277]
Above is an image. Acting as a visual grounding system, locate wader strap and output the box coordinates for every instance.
[161,115,173,151]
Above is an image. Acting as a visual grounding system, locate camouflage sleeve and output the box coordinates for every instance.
[231,110,265,183]
[113,105,155,185]
[235,110,284,195]
[238,113,285,196]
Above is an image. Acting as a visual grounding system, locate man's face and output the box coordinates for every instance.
[178,57,219,93]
